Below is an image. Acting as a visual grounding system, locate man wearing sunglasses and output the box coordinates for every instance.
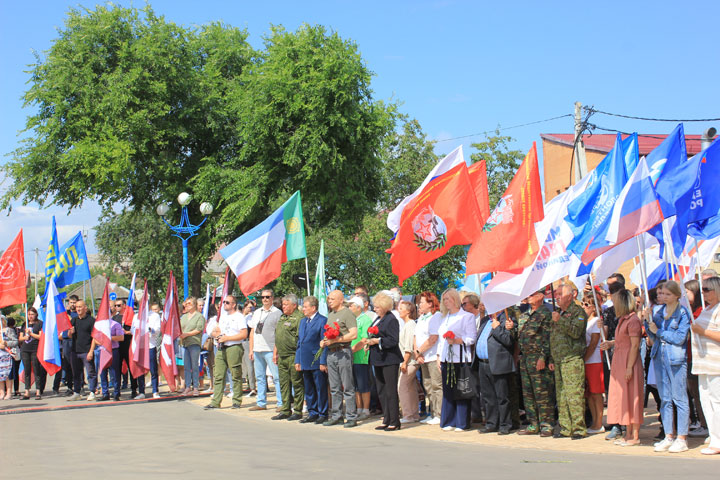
[248,290,282,411]
[204,295,248,410]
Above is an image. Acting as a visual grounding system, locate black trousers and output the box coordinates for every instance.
[477,361,511,431]
[119,340,143,395]
[20,350,47,393]
[374,364,400,428]
[52,346,74,391]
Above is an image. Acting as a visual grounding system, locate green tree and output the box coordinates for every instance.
[470,131,524,211]
[94,208,182,297]
[3,6,395,295]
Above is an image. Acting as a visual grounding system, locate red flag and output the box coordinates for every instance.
[91,280,114,372]
[468,160,491,221]
[0,230,27,308]
[386,163,483,284]
[160,271,182,392]
[130,280,150,378]
[466,142,544,274]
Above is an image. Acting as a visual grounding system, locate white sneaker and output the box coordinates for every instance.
[587,426,606,434]
[442,426,454,431]
[689,427,709,437]
[86,392,96,401]
[454,427,466,432]
[202,388,213,394]
[427,416,441,425]
[668,438,688,453]
[400,418,418,424]
[654,437,674,452]
[153,393,161,399]
[67,393,81,401]
[420,416,430,424]
[134,393,145,400]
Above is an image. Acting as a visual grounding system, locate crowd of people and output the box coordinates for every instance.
[2,274,719,456]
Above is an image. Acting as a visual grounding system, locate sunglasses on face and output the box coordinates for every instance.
[261,296,272,299]
[223,300,233,305]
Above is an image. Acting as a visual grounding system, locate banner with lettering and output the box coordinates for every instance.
[54,232,92,288]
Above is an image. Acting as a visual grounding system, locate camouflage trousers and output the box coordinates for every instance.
[519,353,555,430]
[554,356,586,436]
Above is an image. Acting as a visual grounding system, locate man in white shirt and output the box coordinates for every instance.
[248,289,282,411]
[204,295,248,410]
[148,303,163,399]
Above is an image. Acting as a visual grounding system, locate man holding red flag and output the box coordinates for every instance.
[387,162,485,284]
[129,281,151,399]
[90,281,124,401]
[160,272,183,392]
[466,143,544,275]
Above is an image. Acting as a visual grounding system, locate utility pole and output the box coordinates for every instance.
[573,101,589,183]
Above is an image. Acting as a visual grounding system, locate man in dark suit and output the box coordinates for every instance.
[475,310,516,435]
[294,296,328,424]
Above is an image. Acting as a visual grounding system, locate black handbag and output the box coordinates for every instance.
[452,346,477,400]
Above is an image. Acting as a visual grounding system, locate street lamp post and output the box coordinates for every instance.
[157,192,213,300]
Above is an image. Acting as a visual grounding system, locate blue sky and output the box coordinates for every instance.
[1,0,718,255]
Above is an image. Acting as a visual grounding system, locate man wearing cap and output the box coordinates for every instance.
[517,289,555,436]
[549,284,587,439]
[321,290,358,428]
[272,294,304,420]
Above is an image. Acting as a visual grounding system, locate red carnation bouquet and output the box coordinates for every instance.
[312,322,340,365]
[443,330,457,386]
[367,326,379,336]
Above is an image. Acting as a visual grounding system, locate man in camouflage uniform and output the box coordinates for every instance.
[517,289,555,437]
[549,284,587,439]
[272,294,305,421]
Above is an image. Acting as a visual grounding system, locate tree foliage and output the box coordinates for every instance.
[470,131,524,211]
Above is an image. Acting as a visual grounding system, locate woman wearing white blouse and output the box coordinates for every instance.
[690,276,720,455]
[437,288,477,431]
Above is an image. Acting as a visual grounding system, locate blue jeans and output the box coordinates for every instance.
[655,348,690,436]
[100,348,121,396]
[253,351,281,408]
[149,347,159,394]
[72,352,97,394]
[183,344,201,390]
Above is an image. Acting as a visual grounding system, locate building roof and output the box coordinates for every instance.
[540,133,706,156]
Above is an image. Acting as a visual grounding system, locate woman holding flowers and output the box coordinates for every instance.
[437,288,477,431]
[364,292,403,431]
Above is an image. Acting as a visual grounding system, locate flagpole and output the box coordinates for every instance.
[588,275,611,370]
[695,238,706,306]
[88,276,96,316]
[304,257,311,296]
[635,236,651,308]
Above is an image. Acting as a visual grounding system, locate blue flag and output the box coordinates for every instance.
[647,124,688,216]
[41,217,61,305]
[566,133,629,257]
[688,215,720,240]
[54,232,92,288]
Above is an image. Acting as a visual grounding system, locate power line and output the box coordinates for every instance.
[585,107,720,123]
[588,124,674,141]
[434,114,573,143]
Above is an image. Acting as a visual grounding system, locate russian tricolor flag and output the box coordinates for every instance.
[221,191,306,295]
[37,279,63,376]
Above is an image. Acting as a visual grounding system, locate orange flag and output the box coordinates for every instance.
[0,230,27,308]
[387,163,483,284]
[466,142,544,274]
[468,160,491,221]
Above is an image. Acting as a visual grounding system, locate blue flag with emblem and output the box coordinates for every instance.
[566,133,629,258]
[54,231,92,288]
[41,217,61,305]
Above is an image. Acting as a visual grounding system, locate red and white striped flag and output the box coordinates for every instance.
[91,280,114,372]
[130,280,150,378]
[160,272,182,391]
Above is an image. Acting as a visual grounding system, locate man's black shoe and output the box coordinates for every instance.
[553,432,567,438]
[498,428,510,435]
[287,413,303,421]
[300,415,318,423]
[272,413,290,420]
[204,404,219,410]
[231,403,241,409]
[314,416,327,424]
[571,434,586,440]
[100,394,110,401]
[65,390,75,396]
[344,420,358,428]
[480,426,498,433]
[114,395,120,401]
